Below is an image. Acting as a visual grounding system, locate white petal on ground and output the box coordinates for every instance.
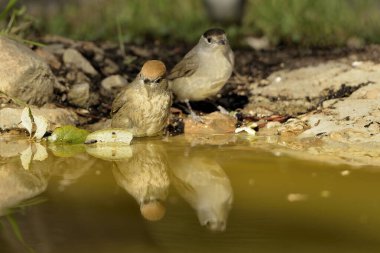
[235,127,256,136]
[20,107,33,136]
[33,143,48,161]
[33,115,48,140]
[20,145,33,170]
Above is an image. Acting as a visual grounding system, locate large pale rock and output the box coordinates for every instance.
[0,36,55,105]
[299,97,380,143]
[275,84,380,144]
[0,106,78,132]
[247,60,380,116]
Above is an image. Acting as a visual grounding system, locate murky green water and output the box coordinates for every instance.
[1,134,380,253]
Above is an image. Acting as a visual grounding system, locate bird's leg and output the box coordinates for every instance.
[185,99,204,123]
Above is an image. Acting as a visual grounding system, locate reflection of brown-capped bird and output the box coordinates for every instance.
[170,154,233,232]
[111,60,172,137]
[113,143,169,221]
[168,28,234,117]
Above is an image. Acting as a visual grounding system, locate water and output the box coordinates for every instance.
[1,134,380,253]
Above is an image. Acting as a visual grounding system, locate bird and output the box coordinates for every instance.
[168,28,234,119]
[169,151,233,232]
[111,60,172,137]
[113,143,170,221]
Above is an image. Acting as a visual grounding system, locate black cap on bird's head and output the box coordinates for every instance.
[202,28,228,46]
[203,28,226,37]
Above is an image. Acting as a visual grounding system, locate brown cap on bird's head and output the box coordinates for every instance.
[140,60,166,79]
[140,201,166,221]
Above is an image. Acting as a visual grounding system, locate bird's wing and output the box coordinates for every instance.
[167,49,199,80]
[111,86,131,115]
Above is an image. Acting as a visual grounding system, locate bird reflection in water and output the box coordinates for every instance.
[169,150,233,232]
[113,143,170,221]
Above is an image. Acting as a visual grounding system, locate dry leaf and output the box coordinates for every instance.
[20,107,33,136]
[20,145,33,170]
[33,143,48,161]
[33,115,48,140]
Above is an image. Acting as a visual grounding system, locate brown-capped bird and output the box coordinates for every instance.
[111,60,172,137]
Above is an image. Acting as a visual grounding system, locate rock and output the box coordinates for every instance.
[42,43,65,55]
[0,106,79,132]
[349,83,380,99]
[102,58,120,75]
[247,60,380,116]
[63,48,98,76]
[100,75,128,98]
[34,48,62,69]
[184,112,236,134]
[0,36,55,105]
[277,119,310,138]
[298,88,380,143]
[67,83,91,108]
[65,71,91,84]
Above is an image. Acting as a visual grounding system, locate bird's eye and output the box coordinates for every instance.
[155,77,162,83]
[207,38,212,43]
[144,79,149,84]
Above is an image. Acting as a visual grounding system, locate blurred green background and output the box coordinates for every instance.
[2,0,380,46]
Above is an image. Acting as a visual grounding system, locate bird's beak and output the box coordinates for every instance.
[217,39,227,45]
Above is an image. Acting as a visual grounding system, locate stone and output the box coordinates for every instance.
[0,36,55,105]
[34,48,62,69]
[67,83,91,108]
[100,75,128,98]
[63,48,98,76]
[349,83,380,99]
[102,58,120,75]
[0,106,79,132]
[298,97,380,143]
[184,112,236,134]
[247,60,380,116]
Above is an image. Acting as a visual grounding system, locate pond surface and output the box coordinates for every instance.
[1,134,380,253]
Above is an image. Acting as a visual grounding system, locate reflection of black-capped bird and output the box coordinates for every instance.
[111,60,172,137]
[168,28,234,118]
[170,154,233,232]
[113,143,169,221]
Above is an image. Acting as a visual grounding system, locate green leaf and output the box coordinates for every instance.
[48,125,89,144]
[48,143,86,158]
